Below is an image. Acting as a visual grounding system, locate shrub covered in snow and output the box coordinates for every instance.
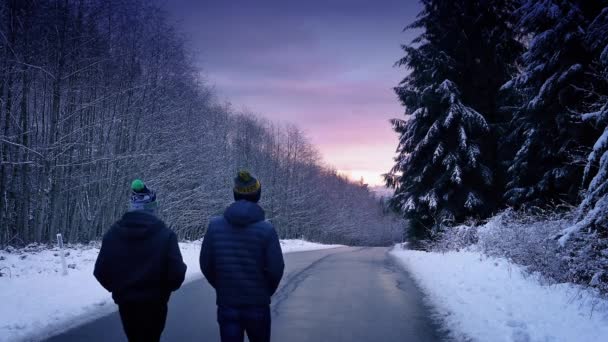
[561,229,608,295]
[432,209,608,295]
[475,210,572,284]
[431,222,479,252]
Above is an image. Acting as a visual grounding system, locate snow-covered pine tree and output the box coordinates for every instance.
[579,4,608,224]
[388,81,493,233]
[501,0,607,208]
[558,101,608,292]
[557,7,608,293]
[387,0,522,237]
[575,105,608,234]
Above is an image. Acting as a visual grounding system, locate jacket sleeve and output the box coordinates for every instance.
[93,233,113,292]
[166,231,187,292]
[200,226,216,288]
[265,226,285,295]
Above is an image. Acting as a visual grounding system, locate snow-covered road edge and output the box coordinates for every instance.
[390,246,608,342]
[0,239,343,342]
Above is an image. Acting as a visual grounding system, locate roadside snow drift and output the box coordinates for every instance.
[391,248,608,342]
[0,240,342,342]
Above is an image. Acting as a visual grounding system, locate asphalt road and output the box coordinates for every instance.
[45,247,445,342]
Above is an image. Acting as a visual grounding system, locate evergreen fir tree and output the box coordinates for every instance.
[560,4,608,253]
[387,0,522,237]
[562,99,608,292]
[501,0,607,208]
[548,3,608,294]
[576,104,608,233]
[580,4,608,212]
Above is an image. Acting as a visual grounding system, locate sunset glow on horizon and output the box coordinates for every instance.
[167,0,420,187]
[337,170,386,187]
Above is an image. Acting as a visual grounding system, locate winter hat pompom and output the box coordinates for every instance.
[238,171,253,182]
[131,179,146,193]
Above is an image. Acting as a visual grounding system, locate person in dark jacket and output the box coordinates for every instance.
[94,179,186,342]
[200,171,285,342]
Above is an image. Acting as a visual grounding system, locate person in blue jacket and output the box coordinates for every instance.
[200,171,285,342]
[94,180,186,342]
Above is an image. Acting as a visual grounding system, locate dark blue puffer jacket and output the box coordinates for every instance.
[94,211,187,305]
[200,200,285,307]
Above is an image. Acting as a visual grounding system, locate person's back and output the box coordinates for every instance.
[95,210,185,303]
[94,180,186,342]
[200,171,284,342]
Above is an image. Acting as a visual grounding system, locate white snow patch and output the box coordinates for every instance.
[391,247,608,342]
[278,239,344,253]
[0,239,341,342]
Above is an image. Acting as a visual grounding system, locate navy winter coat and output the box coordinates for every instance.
[200,200,285,307]
[94,211,187,305]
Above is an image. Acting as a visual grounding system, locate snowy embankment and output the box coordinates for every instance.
[391,246,608,342]
[0,239,342,342]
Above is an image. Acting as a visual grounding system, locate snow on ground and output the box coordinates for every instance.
[0,239,341,342]
[279,239,344,253]
[391,246,608,342]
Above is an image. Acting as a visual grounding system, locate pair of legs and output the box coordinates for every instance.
[118,301,168,342]
[217,305,271,342]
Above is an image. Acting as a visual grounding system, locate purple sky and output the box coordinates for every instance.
[166,0,421,186]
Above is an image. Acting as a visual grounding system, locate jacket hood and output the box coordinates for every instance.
[117,211,163,240]
[224,200,265,226]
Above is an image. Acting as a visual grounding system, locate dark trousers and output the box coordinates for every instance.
[217,305,271,342]
[118,301,168,342]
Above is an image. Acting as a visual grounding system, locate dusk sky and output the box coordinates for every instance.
[166,0,421,186]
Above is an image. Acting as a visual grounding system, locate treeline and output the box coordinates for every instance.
[387,0,608,246]
[0,0,402,247]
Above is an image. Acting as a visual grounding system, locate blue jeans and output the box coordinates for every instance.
[217,305,271,342]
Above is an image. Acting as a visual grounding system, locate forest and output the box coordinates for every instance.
[0,0,402,247]
[387,0,608,293]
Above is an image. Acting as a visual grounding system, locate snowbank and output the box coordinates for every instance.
[0,240,341,342]
[279,239,344,253]
[391,247,608,342]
